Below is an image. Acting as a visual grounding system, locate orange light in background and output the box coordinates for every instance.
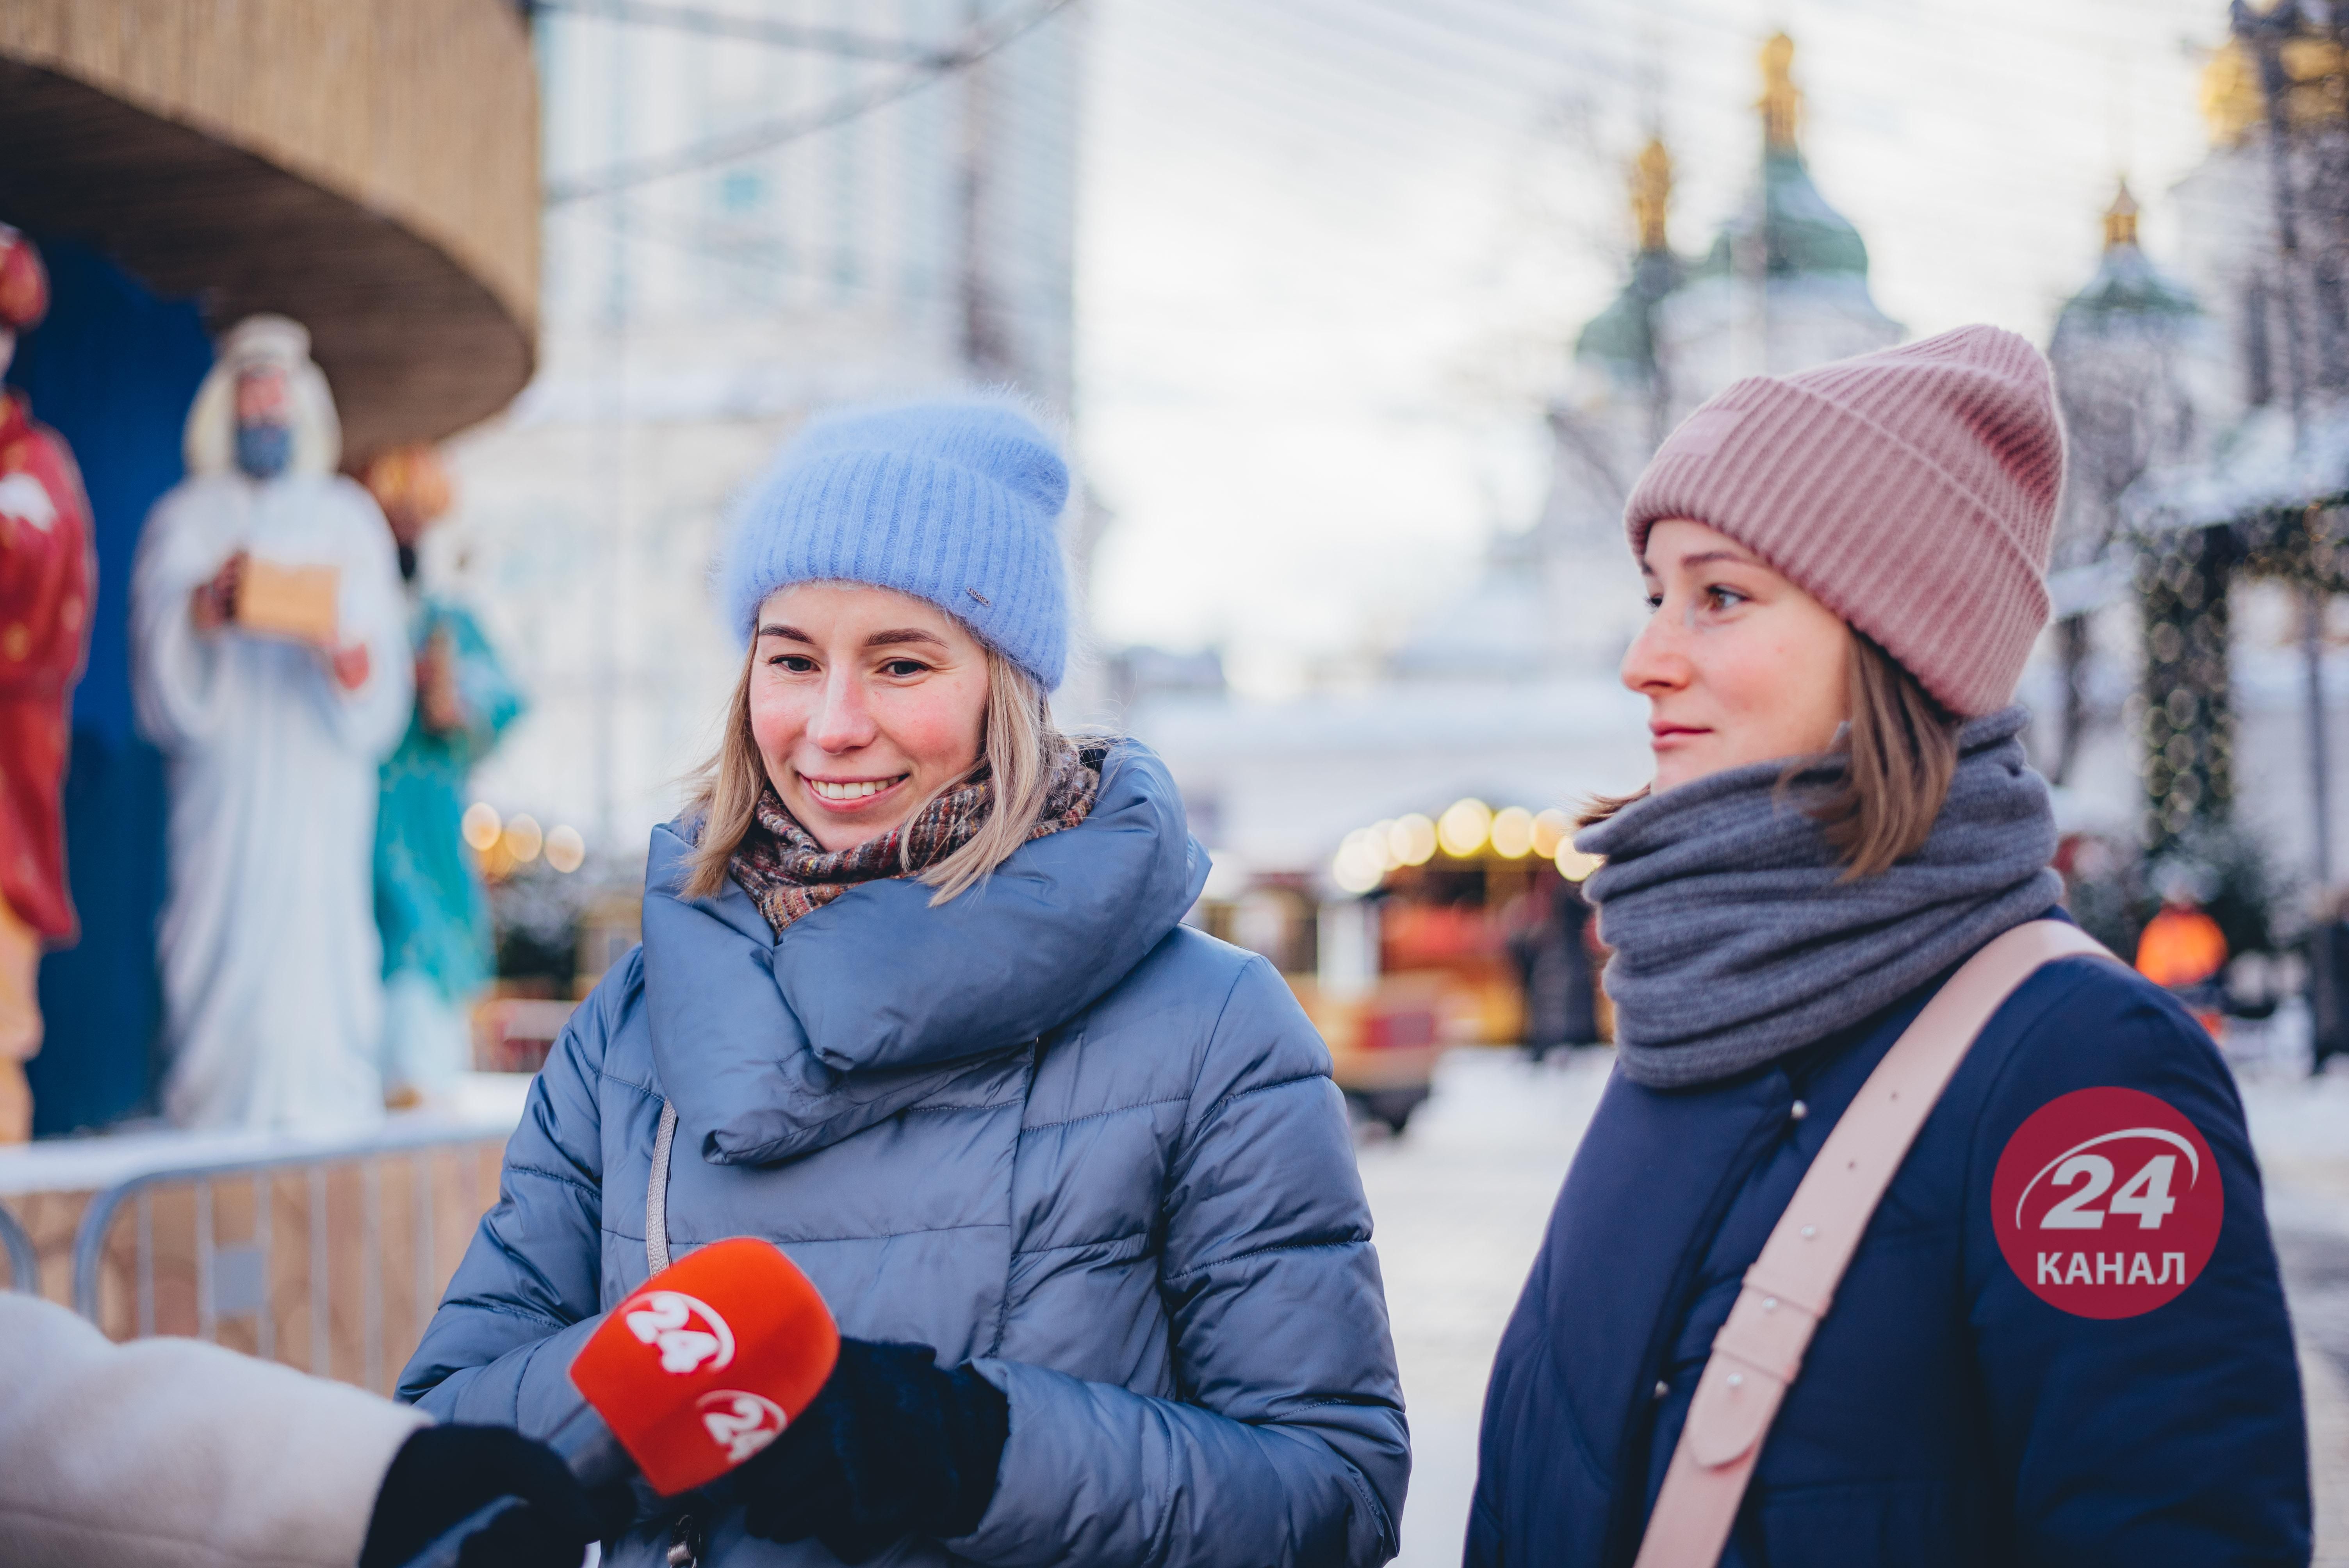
[545,823,587,874]
[1554,842,1601,882]
[480,837,519,882]
[1436,798,1492,858]
[1331,829,1386,894]
[503,814,544,864]
[1530,809,1572,860]
[461,801,502,852]
[1489,805,1535,859]
[1390,813,1438,867]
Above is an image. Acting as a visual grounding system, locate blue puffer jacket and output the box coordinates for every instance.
[400,743,1408,1568]
[1469,939,2309,1567]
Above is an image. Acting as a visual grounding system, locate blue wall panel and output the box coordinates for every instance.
[4,235,211,1135]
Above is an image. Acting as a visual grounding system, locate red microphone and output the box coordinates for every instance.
[567,1235,839,1493]
[405,1237,839,1566]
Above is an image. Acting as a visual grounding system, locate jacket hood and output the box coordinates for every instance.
[639,739,1210,1166]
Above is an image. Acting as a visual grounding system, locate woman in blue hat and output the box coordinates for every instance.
[401,400,1409,1568]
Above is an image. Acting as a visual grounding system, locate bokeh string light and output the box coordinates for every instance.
[545,824,588,874]
[461,802,502,853]
[1328,799,1596,892]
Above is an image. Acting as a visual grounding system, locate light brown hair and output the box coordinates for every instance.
[1581,632,1960,879]
[681,644,1066,905]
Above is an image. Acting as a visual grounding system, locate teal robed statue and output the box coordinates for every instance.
[364,446,524,1107]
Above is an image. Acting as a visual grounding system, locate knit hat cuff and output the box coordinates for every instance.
[727,448,1069,691]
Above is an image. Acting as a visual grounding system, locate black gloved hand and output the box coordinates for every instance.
[358,1423,632,1568]
[737,1338,1010,1563]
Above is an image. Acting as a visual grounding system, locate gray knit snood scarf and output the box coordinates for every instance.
[1577,705,2064,1090]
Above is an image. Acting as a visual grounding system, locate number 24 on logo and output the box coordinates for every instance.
[2042,1152,2176,1229]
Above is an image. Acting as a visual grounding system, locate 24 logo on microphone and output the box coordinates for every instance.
[625,1290,738,1374]
[1991,1086,2222,1319]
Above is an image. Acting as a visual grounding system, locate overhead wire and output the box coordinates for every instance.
[1204,0,2199,225]
[544,0,1080,203]
[528,0,958,62]
[536,0,2219,339]
[554,195,1078,324]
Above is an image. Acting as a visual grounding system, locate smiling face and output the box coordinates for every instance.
[1623,517,1854,795]
[748,582,990,852]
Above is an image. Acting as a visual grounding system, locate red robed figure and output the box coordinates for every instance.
[0,384,93,942]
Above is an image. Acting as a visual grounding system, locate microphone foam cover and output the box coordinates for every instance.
[569,1236,840,1496]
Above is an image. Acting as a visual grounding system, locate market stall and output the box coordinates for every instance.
[1298,798,1608,1131]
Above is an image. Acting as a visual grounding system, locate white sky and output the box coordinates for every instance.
[1075,0,2233,695]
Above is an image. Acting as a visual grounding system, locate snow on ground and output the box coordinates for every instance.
[1354,1047,1609,1566]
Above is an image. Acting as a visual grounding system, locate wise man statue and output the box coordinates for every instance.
[0,227,96,1143]
[360,444,521,1109]
[130,315,412,1130]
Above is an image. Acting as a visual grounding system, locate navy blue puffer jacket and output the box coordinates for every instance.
[1469,940,2308,1566]
[400,742,1409,1568]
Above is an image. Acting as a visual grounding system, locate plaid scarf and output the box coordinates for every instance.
[729,743,1102,935]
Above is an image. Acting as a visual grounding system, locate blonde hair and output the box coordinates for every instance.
[681,645,1067,905]
[1581,633,1960,880]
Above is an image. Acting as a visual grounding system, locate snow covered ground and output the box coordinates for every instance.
[1353,1048,1605,1567]
[1362,1044,2349,1566]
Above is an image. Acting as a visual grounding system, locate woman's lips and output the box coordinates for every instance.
[1649,724,1708,746]
[801,773,910,809]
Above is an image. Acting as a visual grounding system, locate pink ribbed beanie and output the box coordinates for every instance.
[1624,324,2064,718]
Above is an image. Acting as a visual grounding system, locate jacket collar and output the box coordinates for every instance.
[640,739,1210,1166]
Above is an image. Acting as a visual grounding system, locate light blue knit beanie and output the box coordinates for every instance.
[720,398,1071,690]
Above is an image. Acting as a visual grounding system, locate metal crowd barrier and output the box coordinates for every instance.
[68,1124,508,1393]
[0,1200,33,1293]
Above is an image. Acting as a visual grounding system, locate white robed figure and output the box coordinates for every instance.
[130,316,413,1130]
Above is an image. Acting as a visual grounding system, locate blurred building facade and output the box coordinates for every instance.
[445,0,1091,867]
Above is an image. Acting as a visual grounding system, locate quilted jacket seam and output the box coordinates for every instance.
[608,1218,1013,1247]
[1022,1096,1188,1135]
[597,1070,663,1102]
[1205,1073,1323,1123]
[1012,1229,1151,1259]
[1163,1235,1363,1283]
[506,1162,600,1200]
[437,1297,572,1333]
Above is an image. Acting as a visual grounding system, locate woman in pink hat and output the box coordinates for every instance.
[1469,327,2307,1566]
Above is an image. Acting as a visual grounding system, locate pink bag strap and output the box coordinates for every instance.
[1631,919,2120,1568]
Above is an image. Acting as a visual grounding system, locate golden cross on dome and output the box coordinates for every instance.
[1759,32,1802,150]
[2103,179,2139,250]
[1630,138,1673,253]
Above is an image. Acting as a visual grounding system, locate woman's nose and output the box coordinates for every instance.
[809,674,877,751]
[1621,608,1689,696]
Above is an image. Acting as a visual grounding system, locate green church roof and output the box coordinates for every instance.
[1692,148,1871,282]
[2057,242,2199,328]
[1574,248,1684,372]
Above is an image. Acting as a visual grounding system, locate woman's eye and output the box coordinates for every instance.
[880,659,927,677]
[1704,585,1748,611]
[767,654,816,673]
[1643,593,1664,613]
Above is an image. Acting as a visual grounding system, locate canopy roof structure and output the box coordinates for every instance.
[0,0,540,465]
[2126,401,2349,535]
